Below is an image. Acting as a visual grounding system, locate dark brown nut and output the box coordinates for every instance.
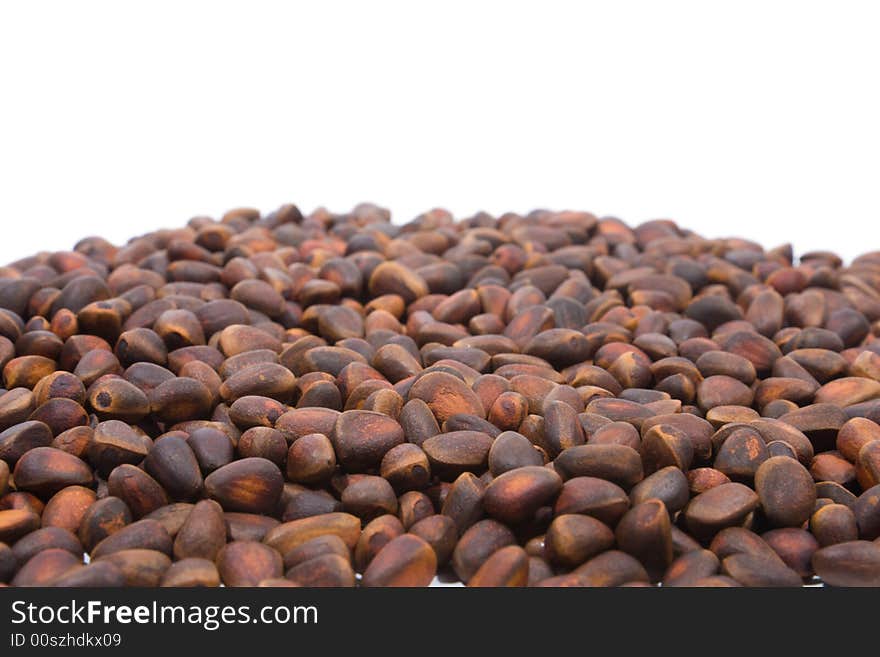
[422,431,495,478]
[3,355,56,389]
[750,418,815,467]
[695,351,757,385]
[398,491,434,530]
[810,503,859,547]
[587,421,640,449]
[451,518,515,582]
[712,427,769,483]
[143,435,203,501]
[761,528,819,578]
[554,476,630,526]
[709,527,783,563]
[487,391,529,433]
[717,330,782,376]
[640,424,694,474]
[115,328,168,367]
[355,514,404,572]
[167,346,225,374]
[204,457,283,514]
[696,375,754,411]
[285,553,356,587]
[482,465,562,525]
[229,279,285,318]
[720,552,802,587]
[380,443,431,492]
[263,513,361,554]
[282,534,351,570]
[218,325,282,358]
[316,307,365,343]
[814,376,880,408]
[607,351,653,390]
[523,329,593,368]
[94,549,171,586]
[51,560,125,587]
[543,400,585,458]
[629,466,689,514]
[41,485,96,533]
[584,398,654,429]
[857,440,880,490]
[683,483,760,542]
[107,465,169,518]
[810,451,855,487]
[361,533,436,587]
[78,496,132,552]
[281,488,340,522]
[87,377,150,422]
[812,540,880,586]
[90,518,172,558]
[816,481,858,511]
[341,475,398,522]
[29,397,89,436]
[488,430,543,476]
[216,540,284,587]
[765,440,798,460]
[150,377,214,424]
[754,456,816,528]
[398,399,440,445]
[12,447,94,498]
[440,472,484,536]
[228,395,286,429]
[662,549,721,587]
[160,557,221,587]
[641,413,713,463]
[468,545,529,587]
[219,363,297,404]
[442,413,501,438]
[554,444,644,489]
[187,427,234,474]
[837,417,880,463]
[225,512,279,543]
[331,410,405,472]
[0,459,7,498]
[615,499,673,576]
[88,420,150,478]
[409,515,456,567]
[73,350,122,387]
[746,289,785,337]
[851,350,880,380]
[372,344,422,383]
[368,262,429,304]
[173,499,226,561]
[754,377,818,409]
[32,372,86,407]
[0,508,41,543]
[408,371,485,424]
[238,427,287,467]
[787,348,848,382]
[286,433,336,485]
[779,403,848,452]
[0,491,44,515]
[544,514,614,569]
[0,388,36,431]
[572,550,650,587]
[11,548,82,587]
[10,526,82,564]
[0,420,53,465]
[177,360,222,405]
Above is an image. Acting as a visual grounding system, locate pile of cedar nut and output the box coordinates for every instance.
[1,204,880,588]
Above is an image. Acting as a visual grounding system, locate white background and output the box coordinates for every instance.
[1,1,878,265]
